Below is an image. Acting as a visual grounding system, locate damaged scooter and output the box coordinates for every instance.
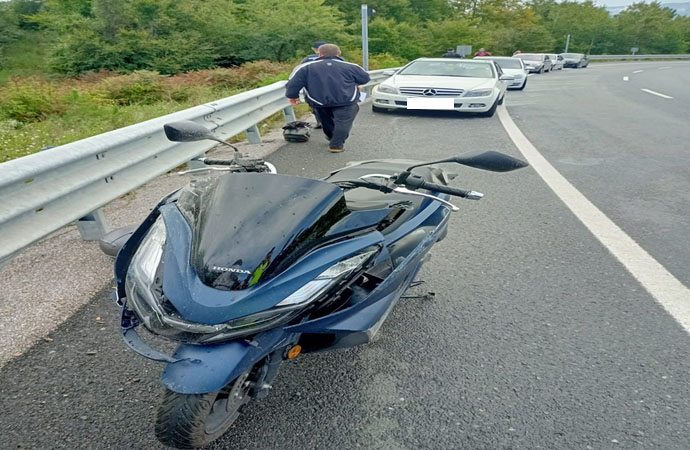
[113,120,528,448]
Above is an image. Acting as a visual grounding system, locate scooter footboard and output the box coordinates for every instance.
[161,329,286,394]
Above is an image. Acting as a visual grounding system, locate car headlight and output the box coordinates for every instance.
[464,89,493,97]
[126,229,379,343]
[376,84,398,95]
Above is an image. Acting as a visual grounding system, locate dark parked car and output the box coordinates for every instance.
[560,53,589,68]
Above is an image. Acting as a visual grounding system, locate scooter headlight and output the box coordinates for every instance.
[126,241,379,344]
[129,216,166,285]
[276,249,378,307]
[125,216,171,332]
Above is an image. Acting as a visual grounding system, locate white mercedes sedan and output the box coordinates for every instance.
[371,58,512,117]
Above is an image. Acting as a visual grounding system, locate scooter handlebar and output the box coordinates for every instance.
[202,159,236,166]
[402,176,482,200]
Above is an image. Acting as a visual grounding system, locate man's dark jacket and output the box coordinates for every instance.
[301,54,319,64]
[286,56,371,108]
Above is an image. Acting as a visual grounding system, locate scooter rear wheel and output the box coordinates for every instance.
[155,370,251,448]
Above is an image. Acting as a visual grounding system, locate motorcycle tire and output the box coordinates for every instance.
[155,370,251,448]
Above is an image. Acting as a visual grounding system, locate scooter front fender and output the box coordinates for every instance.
[161,329,286,394]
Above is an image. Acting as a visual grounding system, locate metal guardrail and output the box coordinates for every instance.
[588,54,690,60]
[0,69,394,266]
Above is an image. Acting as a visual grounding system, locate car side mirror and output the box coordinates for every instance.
[499,75,514,81]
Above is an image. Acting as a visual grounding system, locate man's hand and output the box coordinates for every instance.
[288,98,300,105]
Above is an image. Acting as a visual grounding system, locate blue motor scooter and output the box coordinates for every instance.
[114,120,527,448]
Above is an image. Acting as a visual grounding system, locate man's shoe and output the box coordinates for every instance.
[314,122,322,129]
[329,147,344,153]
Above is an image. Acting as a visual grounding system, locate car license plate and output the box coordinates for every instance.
[407,97,454,110]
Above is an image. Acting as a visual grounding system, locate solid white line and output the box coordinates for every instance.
[497,105,690,335]
[623,76,629,81]
[659,67,672,70]
[641,88,673,99]
[633,70,643,74]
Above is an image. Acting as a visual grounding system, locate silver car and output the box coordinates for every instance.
[474,56,528,90]
[513,53,552,73]
[547,54,564,70]
[560,53,589,68]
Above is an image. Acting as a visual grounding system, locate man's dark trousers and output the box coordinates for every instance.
[314,103,360,150]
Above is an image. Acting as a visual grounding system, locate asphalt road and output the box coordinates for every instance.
[2,62,690,450]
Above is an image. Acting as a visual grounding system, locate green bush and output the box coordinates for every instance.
[97,70,168,105]
[0,78,62,122]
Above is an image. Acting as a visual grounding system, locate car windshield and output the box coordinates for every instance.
[515,54,542,61]
[399,60,494,78]
[491,59,523,69]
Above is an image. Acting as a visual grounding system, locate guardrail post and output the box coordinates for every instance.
[245,124,262,144]
[282,105,297,124]
[76,208,110,240]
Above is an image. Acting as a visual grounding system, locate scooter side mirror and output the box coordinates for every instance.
[164,121,219,143]
[452,151,528,172]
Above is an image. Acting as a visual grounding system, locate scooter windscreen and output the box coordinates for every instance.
[176,173,349,291]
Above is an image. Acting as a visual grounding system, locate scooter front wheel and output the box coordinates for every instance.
[155,370,251,448]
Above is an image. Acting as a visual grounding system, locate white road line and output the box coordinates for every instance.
[641,88,673,99]
[659,67,672,70]
[497,105,690,335]
[623,76,629,81]
[633,70,644,74]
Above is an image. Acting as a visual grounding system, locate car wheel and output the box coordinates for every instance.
[538,67,544,74]
[372,105,388,113]
[497,94,505,105]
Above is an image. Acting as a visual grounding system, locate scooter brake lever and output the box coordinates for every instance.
[359,174,395,181]
[177,167,239,175]
[392,187,460,212]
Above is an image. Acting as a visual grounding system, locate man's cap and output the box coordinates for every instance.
[312,41,327,48]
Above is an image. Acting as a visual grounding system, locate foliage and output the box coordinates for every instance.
[0,77,63,121]
[3,0,690,163]
[613,2,685,53]
[4,0,687,77]
[0,61,296,162]
[229,0,349,62]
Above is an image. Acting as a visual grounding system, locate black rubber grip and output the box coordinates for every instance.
[203,159,236,165]
[414,180,470,198]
